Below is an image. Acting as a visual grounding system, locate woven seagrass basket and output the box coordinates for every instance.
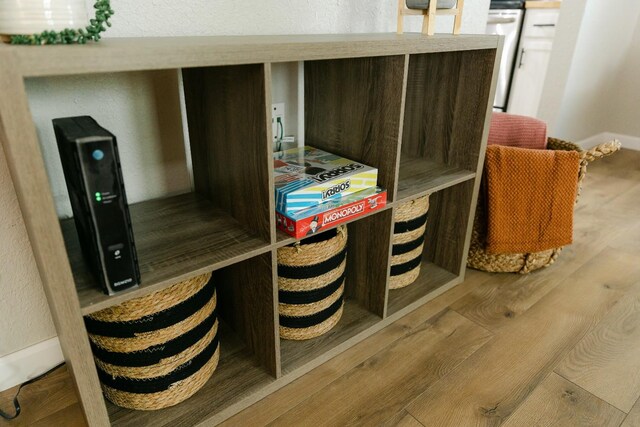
[84,272,219,411]
[277,225,347,340]
[467,138,621,274]
[390,195,429,289]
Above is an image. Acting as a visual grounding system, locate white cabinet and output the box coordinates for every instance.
[508,38,553,117]
[507,9,559,117]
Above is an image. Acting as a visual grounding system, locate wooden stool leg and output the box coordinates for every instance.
[453,0,464,34]
[397,0,404,34]
[422,0,438,35]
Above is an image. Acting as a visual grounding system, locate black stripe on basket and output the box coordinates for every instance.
[390,254,423,277]
[279,271,345,305]
[84,280,215,338]
[393,212,428,234]
[297,228,338,246]
[278,247,347,280]
[90,308,218,367]
[279,296,343,329]
[96,331,219,394]
[392,235,425,256]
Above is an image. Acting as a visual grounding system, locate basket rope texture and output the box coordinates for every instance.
[84,272,219,410]
[390,195,429,289]
[467,138,621,274]
[278,226,347,340]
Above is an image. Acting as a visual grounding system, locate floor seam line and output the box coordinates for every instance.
[553,370,630,415]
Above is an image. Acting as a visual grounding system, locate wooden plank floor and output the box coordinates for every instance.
[1,149,639,427]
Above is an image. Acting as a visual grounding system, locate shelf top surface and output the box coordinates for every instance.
[1,33,499,77]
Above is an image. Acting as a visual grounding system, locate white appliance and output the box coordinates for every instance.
[486,9,525,111]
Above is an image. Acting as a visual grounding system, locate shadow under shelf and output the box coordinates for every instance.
[387,260,460,317]
[61,192,271,315]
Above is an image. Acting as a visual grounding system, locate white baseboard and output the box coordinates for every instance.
[0,337,64,392]
[577,132,640,151]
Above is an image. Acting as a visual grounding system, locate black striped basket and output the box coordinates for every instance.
[277,225,347,340]
[390,195,429,289]
[83,272,219,411]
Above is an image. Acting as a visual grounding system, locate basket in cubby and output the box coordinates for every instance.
[277,225,347,340]
[390,195,429,289]
[83,272,219,411]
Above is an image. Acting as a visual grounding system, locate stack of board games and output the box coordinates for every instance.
[274,146,387,238]
[276,186,387,238]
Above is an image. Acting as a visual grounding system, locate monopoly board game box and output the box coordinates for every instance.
[276,187,387,239]
[274,146,378,215]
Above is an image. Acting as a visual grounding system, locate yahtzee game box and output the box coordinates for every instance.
[276,187,387,239]
[274,146,378,215]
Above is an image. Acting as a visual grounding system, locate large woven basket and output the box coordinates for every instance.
[84,272,219,410]
[390,195,429,289]
[467,138,621,274]
[277,225,347,340]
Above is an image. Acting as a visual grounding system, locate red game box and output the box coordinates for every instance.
[276,187,387,239]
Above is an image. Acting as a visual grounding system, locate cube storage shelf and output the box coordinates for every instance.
[0,33,502,426]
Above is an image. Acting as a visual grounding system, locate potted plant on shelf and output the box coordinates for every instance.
[0,0,113,44]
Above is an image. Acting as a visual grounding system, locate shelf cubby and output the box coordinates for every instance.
[344,210,395,317]
[106,252,279,426]
[304,55,406,202]
[56,63,275,315]
[280,299,381,375]
[387,261,458,316]
[423,179,476,275]
[214,252,280,377]
[182,63,274,244]
[279,211,392,372]
[106,321,275,427]
[398,49,497,201]
[388,180,477,315]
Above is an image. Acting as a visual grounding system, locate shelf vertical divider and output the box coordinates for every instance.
[263,63,277,245]
[391,54,411,203]
[383,54,410,315]
[304,54,406,317]
[270,248,283,376]
[182,63,273,244]
[345,210,394,317]
[0,55,109,426]
[457,37,504,279]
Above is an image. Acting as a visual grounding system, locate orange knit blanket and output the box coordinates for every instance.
[485,145,580,254]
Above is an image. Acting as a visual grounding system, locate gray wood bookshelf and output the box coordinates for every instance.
[0,33,502,426]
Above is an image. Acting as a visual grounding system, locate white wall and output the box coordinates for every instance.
[537,0,586,133]
[540,0,640,141]
[0,0,490,364]
[607,15,640,138]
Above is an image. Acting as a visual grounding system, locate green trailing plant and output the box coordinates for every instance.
[10,0,114,45]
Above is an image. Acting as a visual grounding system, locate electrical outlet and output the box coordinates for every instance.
[272,103,285,144]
